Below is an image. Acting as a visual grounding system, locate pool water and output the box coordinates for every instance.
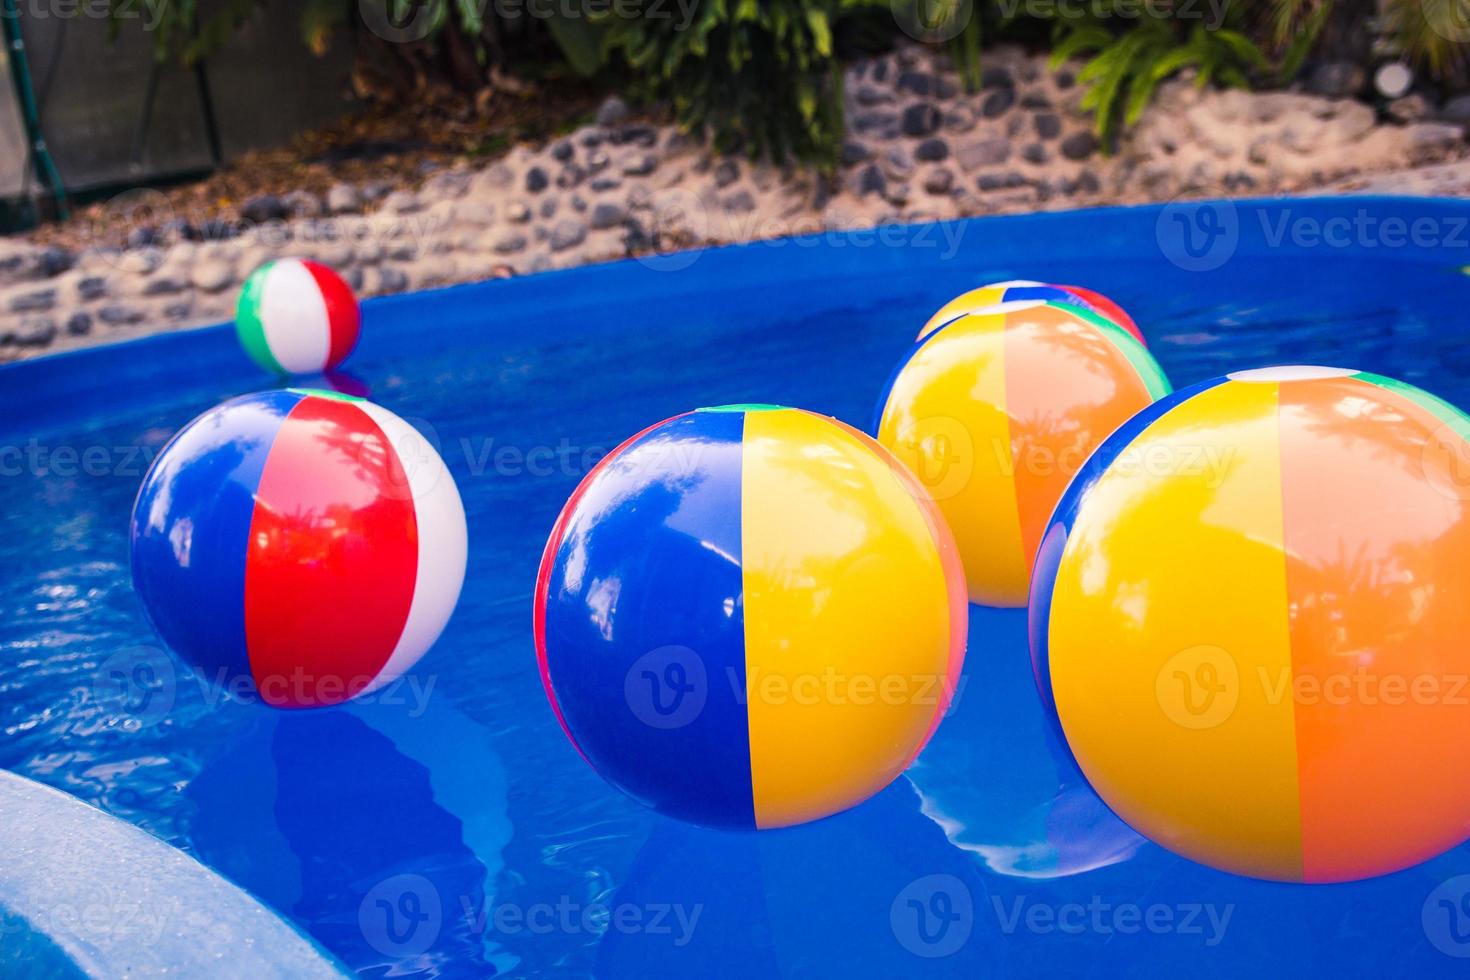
[4,197,1470,977]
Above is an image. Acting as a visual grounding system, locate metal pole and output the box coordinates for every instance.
[1,0,67,220]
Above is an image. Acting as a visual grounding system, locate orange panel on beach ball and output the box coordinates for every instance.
[1032,366,1470,883]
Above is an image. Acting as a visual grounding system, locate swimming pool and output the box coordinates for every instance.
[3,196,1470,976]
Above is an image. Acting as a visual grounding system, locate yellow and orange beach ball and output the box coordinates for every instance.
[1032,366,1470,882]
[874,298,1170,607]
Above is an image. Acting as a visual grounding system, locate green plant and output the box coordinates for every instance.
[1047,9,1266,144]
[1383,0,1470,82]
[1261,0,1336,81]
[108,1,584,91]
[598,0,887,167]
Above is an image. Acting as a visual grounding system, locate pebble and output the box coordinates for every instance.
[143,276,185,296]
[898,71,935,97]
[40,246,73,277]
[982,89,1016,118]
[550,219,588,251]
[1441,94,1470,123]
[526,167,550,193]
[361,181,394,204]
[882,146,915,180]
[494,230,528,254]
[840,140,870,166]
[623,153,658,176]
[1022,143,1049,165]
[923,168,955,195]
[854,110,899,137]
[943,106,977,134]
[1308,62,1364,99]
[458,201,497,228]
[552,140,575,162]
[284,190,324,217]
[10,288,55,313]
[1034,114,1062,140]
[591,202,627,230]
[901,103,941,138]
[857,164,887,197]
[97,304,143,326]
[723,190,756,213]
[378,267,409,292]
[191,260,235,293]
[714,160,740,188]
[915,138,949,162]
[978,171,1026,191]
[507,202,531,223]
[327,185,364,215]
[1388,94,1431,123]
[957,138,1012,172]
[982,67,1013,89]
[240,195,288,224]
[14,316,56,346]
[596,96,631,127]
[77,277,107,301]
[1060,131,1098,161]
[65,311,92,336]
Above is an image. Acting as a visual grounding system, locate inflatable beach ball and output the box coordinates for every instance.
[875,299,1170,607]
[236,258,360,374]
[920,280,1144,344]
[1031,366,1470,883]
[131,389,466,708]
[535,405,966,829]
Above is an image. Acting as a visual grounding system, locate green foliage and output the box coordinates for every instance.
[106,0,263,65]
[1053,14,1265,143]
[596,0,886,167]
[101,0,1470,172]
[1383,0,1470,81]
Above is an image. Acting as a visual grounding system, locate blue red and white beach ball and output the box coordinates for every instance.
[130,389,466,708]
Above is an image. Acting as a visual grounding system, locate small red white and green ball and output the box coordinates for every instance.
[235,258,361,375]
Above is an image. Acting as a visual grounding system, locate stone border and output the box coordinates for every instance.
[2,44,1465,363]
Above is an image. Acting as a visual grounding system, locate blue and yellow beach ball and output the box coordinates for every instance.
[1031,366,1470,882]
[534,405,967,829]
